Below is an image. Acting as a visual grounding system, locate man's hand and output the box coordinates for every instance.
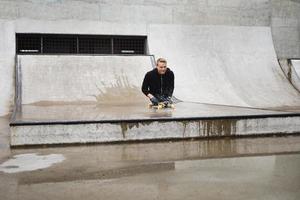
[150,97,159,105]
[147,93,154,99]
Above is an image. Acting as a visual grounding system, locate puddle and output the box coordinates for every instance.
[0,153,65,173]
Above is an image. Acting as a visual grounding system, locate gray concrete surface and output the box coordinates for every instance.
[148,25,300,108]
[0,0,272,25]
[0,1,299,197]
[10,114,300,146]
[18,55,152,104]
[1,154,300,200]
[11,25,300,145]
[0,116,10,162]
[292,59,300,77]
[279,59,300,92]
[0,20,15,116]
[271,0,300,58]
[1,0,300,116]
[17,26,300,108]
[12,102,297,123]
[2,115,300,199]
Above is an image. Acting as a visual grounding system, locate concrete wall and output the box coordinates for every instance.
[271,0,300,58]
[0,0,272,25]
[18,25,300,109]
[0,20,15,116]
[18,55,151,104]
[0,0,299,116]
[10,116,300,146]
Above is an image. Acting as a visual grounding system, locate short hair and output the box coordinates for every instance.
[156,58,167,65]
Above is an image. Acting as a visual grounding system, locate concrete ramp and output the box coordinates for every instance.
[291,59,300,80]
[148,25,300,108]
[18,55,152,105]
[10,25,300,146]
[279,59,300,93]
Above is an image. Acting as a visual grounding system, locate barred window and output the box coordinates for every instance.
[16,34,146,55]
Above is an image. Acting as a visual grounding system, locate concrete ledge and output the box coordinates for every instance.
[10,116,300,146]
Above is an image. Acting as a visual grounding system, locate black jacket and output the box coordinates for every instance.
[142,68,174,97]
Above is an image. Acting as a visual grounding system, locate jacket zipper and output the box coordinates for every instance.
[160,75,163,95]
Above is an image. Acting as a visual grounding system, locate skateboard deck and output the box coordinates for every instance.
[148,102,175,109]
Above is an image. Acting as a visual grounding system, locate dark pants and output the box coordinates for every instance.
[153,94,172,105]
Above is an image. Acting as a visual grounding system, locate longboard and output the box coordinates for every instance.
[148,102,175,109]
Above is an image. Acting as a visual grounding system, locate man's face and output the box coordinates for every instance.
[157,62,167,75]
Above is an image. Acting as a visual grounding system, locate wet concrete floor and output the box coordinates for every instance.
[1,116,300,199]
[12,102,299,124]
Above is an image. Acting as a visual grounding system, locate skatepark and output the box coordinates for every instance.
[9,25,300,146]
[1,0,300,199]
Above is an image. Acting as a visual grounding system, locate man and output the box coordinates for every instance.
[142,58,174,105]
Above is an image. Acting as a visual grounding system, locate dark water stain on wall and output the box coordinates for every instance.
[179,119,239,137]
[94,72,146,105]
[199,119,239,136]
[120,119,239,140]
